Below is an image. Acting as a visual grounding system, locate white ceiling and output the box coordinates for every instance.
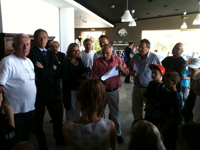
[42,0,114,28]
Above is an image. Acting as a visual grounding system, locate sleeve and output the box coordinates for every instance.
[0,59,12,86]
[177,59,186,79]
[92,59,99,78]
[120,57,129,73]
[28,49,58,78]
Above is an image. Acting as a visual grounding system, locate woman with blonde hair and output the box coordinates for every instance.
[128,120,165,150]
[63,79,117,150]
[61,43,88,121]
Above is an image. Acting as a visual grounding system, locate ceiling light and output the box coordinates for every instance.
[121,0,133,22]
[129,10,137,27]
[111,5,115,8]
[181,12,188,29]
[193,0,200,25]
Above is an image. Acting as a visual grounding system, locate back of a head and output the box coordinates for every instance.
[179,121,200,150]
[128,120,165,150]
[78,79,106,120]
[12,141,35,150]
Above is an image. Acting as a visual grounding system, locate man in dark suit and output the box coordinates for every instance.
[28,29,66,150]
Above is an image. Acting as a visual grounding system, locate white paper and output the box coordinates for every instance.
[101,64,119,81]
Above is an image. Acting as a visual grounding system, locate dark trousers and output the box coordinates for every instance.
[34,95,64,147]
[14,110,34,141]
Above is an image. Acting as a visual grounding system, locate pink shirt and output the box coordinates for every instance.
[92,55,129,89]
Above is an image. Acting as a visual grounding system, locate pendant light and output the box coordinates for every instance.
[181,12,188,29]
[129,10,137,27]
[193,0,200,25]
[121,0,133,22]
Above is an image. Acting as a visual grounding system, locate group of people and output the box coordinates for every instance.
[0,28,200,150]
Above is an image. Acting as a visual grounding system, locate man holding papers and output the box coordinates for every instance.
[92,44,129,143]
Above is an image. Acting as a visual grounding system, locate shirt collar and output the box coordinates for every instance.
[37,45,47,52]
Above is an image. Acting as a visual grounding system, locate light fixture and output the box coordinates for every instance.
[181,12,188,29]
[121,0,133,22]
[193,0,200,25]
[129,10,137,27]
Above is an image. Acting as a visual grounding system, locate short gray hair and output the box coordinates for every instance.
[13,33,30,45]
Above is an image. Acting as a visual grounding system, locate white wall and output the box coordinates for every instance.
[1,0,60,41]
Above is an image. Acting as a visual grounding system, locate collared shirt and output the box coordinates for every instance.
[37,46,47,52]
[129,52,161,88]
[93,50,102,61]
[92,55,129,89]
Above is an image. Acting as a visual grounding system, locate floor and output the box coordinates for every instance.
[30,76,134,150]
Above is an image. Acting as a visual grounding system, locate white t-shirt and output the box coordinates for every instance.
[0,54,36,114]
[81,51,95,69]
[81,51,95,78]
[193,95,200,123]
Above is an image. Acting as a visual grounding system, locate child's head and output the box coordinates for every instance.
[192,73,200,95]
[187,58,200,79]
[149,64,165,82]
[78,79,106,120]
[12,141,35,150]
[128,120,165,150]
[164,71,180,89]
[176,121,200,150]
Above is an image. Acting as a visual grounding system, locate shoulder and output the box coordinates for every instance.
[58,51,65,56]
[1,54,16,65]
[80,51,86,55]
[149,52,159,59]
[179,57,186,63]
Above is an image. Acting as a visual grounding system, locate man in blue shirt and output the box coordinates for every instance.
[129,39,161,121]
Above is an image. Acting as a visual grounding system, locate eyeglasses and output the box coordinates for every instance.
[72,50,80,53]
[25,68,35,80]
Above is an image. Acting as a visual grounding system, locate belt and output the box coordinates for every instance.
[106,88,118,92]
[135,86,147,88]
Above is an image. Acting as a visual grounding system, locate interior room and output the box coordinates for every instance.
[0,0,200,150]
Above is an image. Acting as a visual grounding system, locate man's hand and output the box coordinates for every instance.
[130,70,137,77]
[86,67,91,72]
[53,65,57,70]
[116,64,123,71]
[36,62,44,69]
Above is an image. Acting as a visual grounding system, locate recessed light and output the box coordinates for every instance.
[146,12,150,15]
[111,5,115,8]
[175,9,179,11]
[135,18,137,20]
[164,5,168,7]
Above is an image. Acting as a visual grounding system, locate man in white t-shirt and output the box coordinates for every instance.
[80,38,94,78]
[0,34,36,141]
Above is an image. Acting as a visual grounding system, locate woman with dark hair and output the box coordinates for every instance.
[61,43,88,120]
